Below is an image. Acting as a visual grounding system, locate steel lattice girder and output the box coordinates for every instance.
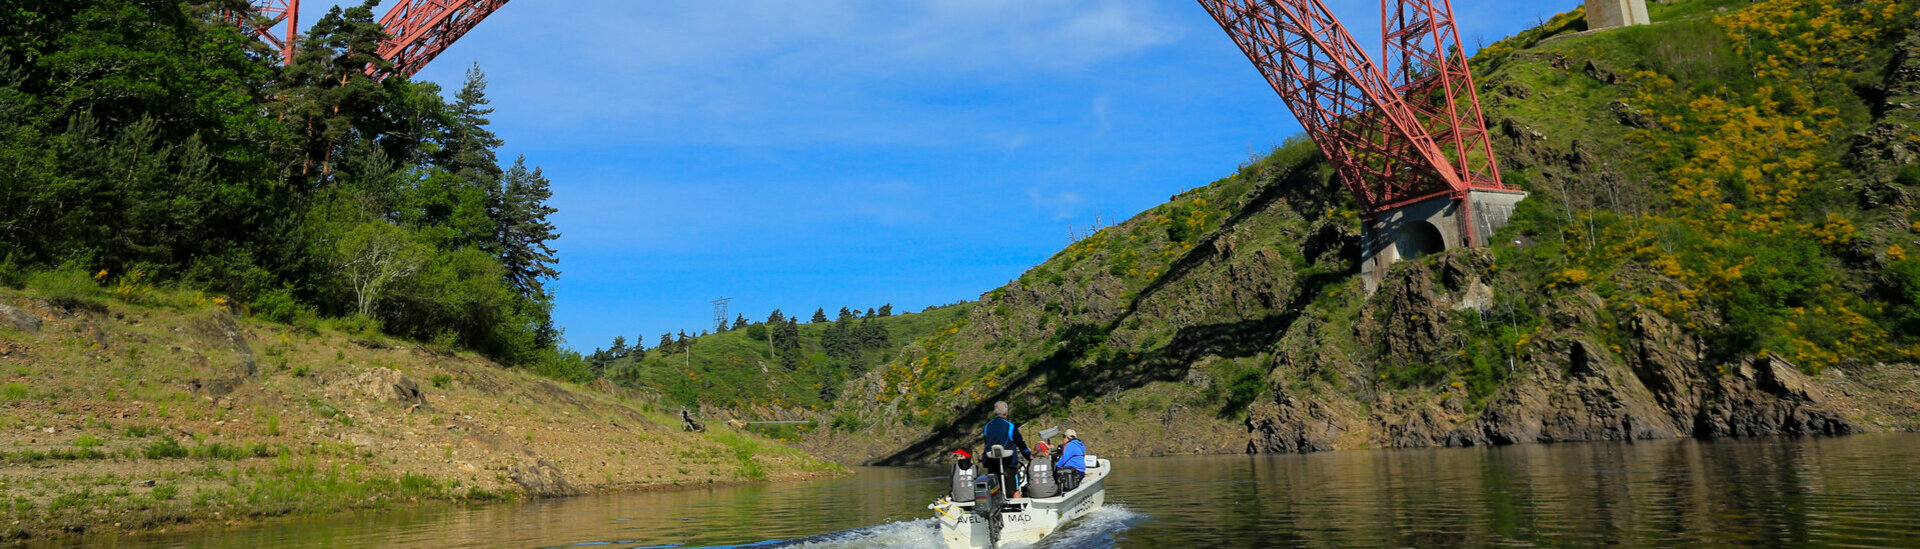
[1197,0,1507,215]
[374,0,515,78]
[227,0,299,65]
[1381,0,1504,198]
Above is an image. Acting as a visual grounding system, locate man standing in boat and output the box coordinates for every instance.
[983,401,1031,497]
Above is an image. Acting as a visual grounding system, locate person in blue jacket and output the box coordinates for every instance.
[982,401,1030,496]
[1055,428,1086,492]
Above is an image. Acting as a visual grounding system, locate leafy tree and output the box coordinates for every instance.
[332,221,427,319]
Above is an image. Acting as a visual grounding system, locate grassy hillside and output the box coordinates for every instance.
[784,0,1920,464]
[595,304,972,412]
[0,283,840,541]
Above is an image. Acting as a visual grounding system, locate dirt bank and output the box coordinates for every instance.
[0,290,841,543]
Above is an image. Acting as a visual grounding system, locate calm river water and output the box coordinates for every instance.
[87,433,1920,548]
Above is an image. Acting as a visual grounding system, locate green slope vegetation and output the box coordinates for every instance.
[590,304,972,412]
[779,0,1920,464]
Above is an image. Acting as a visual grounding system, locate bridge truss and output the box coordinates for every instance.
[1196,0,1507,217]
[229,0,514,78]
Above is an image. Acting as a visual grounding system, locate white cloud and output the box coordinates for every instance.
[392,0,1185,148]
[1026,188,1087,221]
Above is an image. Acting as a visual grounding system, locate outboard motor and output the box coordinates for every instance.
[971,473,1005,517]
[950,449,977,502]
[972,473,1007,548]
[1025,456,1058,498]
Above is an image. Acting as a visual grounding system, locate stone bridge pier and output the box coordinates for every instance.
[1360,189,1528,293]
[1586,0,1651,30]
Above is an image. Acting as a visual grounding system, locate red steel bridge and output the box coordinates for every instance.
[228,0,512,78]
[1197,0,1509,218]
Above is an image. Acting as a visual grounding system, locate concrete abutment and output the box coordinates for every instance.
[1585,0,1651,30]
[1361,190,1528,293]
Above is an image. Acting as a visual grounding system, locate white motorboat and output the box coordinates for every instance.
[927,457,1109,549]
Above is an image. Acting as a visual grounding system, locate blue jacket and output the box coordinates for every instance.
[984,417,1029,459]
[1055,439,1086,472]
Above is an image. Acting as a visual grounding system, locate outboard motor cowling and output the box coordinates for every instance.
[971,474,1005,517]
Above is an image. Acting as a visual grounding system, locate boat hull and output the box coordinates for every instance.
[930,458,1109,549]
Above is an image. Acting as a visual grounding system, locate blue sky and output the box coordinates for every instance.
[300,0,1582,352]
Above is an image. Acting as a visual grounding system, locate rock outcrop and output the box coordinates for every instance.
[336,367,427,408]
[0,304,40,333]
[508,455,579,498]
[1247,252,1863,454]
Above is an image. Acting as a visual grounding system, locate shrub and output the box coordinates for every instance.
[0,254,23,289]
[251,286,314,324]
[328,314,382,339]
[144,438,188,459]
[27,264,104,309]
[72,434,102,448]
[1898,164,1920,187]
[0,383,26,401]
[150,484,177,501]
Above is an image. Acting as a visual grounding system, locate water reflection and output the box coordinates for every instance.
[82,434,1920,548]
[1111,434,1920,547]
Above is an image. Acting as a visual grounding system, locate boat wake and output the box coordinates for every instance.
[745,519,946,548]
[1003,506,1143,549]
[726,505,1141,549]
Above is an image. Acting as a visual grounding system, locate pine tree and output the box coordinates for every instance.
[277,0,394,181]
[732,314,748,330]
[764,309,785,358]
[774,317,803,370]
[811,308,828,323]
[438,63,504,188]
[495,157,560,297]
[658,332,674,351]
[878,304,893,317]
[609,335,628,358]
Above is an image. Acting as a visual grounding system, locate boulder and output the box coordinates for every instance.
[339,367,427,408]
[509,456,579,498]
[0,304,39,333]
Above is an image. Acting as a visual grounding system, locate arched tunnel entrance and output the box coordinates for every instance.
[1393,220,1446,262]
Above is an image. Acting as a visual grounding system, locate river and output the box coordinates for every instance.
[83,433,1920,547]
